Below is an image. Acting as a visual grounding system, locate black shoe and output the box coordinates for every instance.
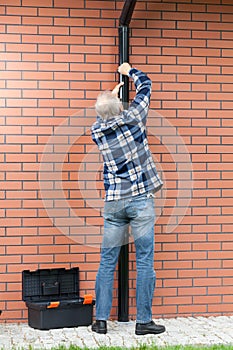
[91,320,107,334]
[135,320,166,335]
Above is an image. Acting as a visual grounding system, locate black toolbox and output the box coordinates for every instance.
[22,267,95,330]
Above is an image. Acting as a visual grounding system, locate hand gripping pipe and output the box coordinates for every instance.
[118,0,137,322]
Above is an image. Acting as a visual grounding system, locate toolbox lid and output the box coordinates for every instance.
[22,267,80,302]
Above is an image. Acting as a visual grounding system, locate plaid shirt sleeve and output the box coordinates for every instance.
[126,68,152,125]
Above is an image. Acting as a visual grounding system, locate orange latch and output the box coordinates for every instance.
[83,294,93,305]
[47,301,60,309]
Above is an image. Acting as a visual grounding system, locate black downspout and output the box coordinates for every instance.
[118,0,137,323]
[119,26,129,109]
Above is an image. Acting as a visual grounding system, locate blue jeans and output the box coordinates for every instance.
[95,193,156,323]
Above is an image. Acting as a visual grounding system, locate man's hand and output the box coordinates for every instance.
[111,82,124,96]
[118,62,132,76]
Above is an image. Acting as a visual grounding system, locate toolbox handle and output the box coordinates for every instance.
[42,281,60,296]
[83,294,93,305]
[47,301,60,309]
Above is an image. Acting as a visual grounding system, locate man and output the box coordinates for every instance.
[91,62,165,336]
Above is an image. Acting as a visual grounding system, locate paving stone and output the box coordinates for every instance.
[0,316,233,349]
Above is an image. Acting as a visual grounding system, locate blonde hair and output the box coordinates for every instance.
[95,91,122,121]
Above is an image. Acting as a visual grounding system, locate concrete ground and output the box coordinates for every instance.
[0,316,233,349]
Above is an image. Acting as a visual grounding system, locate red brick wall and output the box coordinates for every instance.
[0,0,233,322]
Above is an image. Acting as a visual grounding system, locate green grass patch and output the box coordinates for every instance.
[49,345,233,350]
[8,344,233,350]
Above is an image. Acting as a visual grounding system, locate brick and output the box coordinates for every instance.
[23,255,53,263]
[23,0,52,6]
[22,34,52,44]
[208,145,233,154]
[223,296,233,305]
[164,296,193,305]
[192,13,220,22]
[164,278,192,288]
[86,1,115,9]
[208,40,233,49]
[23,108,53,118]
[193,48,221,57]
[208,127,232,136]
[222,84,233,93]
[0,89,21,98]
[7,99,37,108]
[208,57,233,66]
[0,33,21,43]
[54,36,84,45]
[222,13,233,23]
[39,27,68,36]
[148,38,176,47]
[39,99,69,108]
[38,44,69,53]
[163,243,192,252]
[147,3,176,11]
[162,101,191,109]
[180,23,206,32]
[54,72,84,81]
[54,0,84,8]
[7,81,36,90]
[0,15,21,24]
[178,269,207,278]
[72,9,101,18]
[208,110,232,118]
[223,260,233,269]
[207,4,233,13]
[193,101,221,109]
[222,189,233,198]
[7,245,37,255]
[39,62,69,71]
[54,17,83,27]
[178,39,206,48]
[193,31,220,39]
[163,65,191,73]
[194,295,221,304]
[178,74,206,83]
[178,4,206,12]
[193,119,220,127]
[208,22,233,32]
[0,218,21,227]
[147,20,176,31]
[23,17,53,25]
[7,25,37,34]
[6,61,37,70]
[208,215,233,224]
[208,197,233,207]
[39,8,69,17]
[164,12,191,21]
[223,154,233,162]
[7,6,37,16]
[86,18,115,28]
[209,269,233,278]
[1,0,20,4]
[222,67,233,76]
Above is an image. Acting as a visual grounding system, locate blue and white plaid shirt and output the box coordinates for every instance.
[91,68,163,201]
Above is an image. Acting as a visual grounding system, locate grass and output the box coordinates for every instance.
[50,346,233,350]
[48,346,233,350]
[5,344,233,350]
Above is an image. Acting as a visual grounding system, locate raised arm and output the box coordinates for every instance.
[118,62,152,125]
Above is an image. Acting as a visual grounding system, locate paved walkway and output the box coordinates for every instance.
[0,316,233,349]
